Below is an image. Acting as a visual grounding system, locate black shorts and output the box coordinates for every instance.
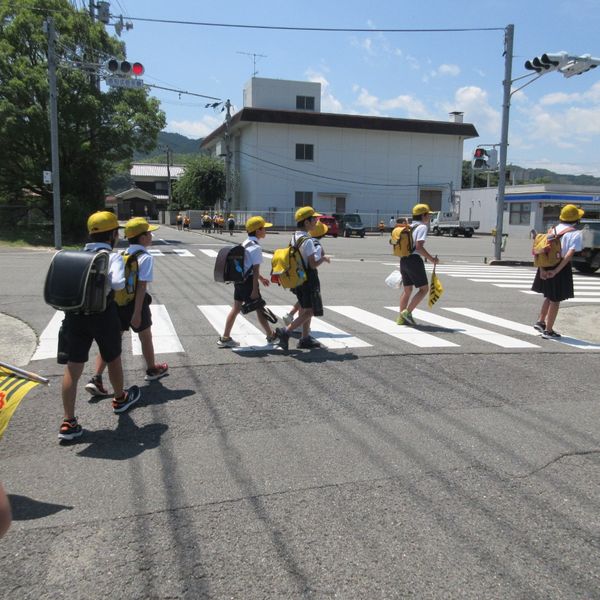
[63,301,122,364]
[234,278,256,303]
[293,270,320,309]
[531,265,574,302]
[400,254,428,288]
[117,293,153,332]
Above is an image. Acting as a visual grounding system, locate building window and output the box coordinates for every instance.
[296,95,315,110]
[509,202,531,225]
[295,143,314,161]
[295,191,313,207]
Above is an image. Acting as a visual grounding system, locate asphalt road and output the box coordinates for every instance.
[1,228,599,599]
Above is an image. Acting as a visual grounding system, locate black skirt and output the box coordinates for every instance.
[531,265,574,302]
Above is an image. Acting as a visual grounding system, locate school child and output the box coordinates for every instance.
[176,213,183,231]
[276,207,330,350]
[183,215,190,231]
[282,218,329,326]
[378,220,385,235]
[217,216,279,348]
[59,211,141,441]
[396,203,439,326]
[227,214,236,236]
[86,217,168,396]
[531,204,584,339]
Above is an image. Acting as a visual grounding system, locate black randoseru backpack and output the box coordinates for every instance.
[44,250,111,314]
[214,243,253,283]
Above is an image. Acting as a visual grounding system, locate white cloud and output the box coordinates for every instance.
[438,64,460,77]
[166,116,222,138]
[305,70,344,113]
[354,86,432,119]
[444,86,501,134]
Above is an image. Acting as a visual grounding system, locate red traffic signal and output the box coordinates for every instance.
[107,59,144,77]
[474,148,487,158]
[132,62,144,76]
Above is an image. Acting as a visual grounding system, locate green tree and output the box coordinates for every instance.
[172,155,225,209]
[0,0,165,239]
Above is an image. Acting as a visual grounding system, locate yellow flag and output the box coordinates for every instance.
[428,272,444,308]
[0,365,43,440]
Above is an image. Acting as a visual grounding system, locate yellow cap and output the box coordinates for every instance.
[559,204,585,223]
[311,220,329,238]
[412,203,431,216]
[295,206,322,222]
[124,217,159,239]
[246,216,273,233]
[87,211,121,234]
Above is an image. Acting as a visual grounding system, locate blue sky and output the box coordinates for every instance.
[103,0,600,176]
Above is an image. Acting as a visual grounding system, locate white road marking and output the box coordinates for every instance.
[31,311,64,360]
[172,249,194,257]
[329,306,458,348]
[131,305,184,355]
[148,249,164,256]
[268,306,371,349]
[384,307,538,349]
[199,249,218,257]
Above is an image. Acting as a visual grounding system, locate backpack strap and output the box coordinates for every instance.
[292,235,310,271]
[241,239,258,277]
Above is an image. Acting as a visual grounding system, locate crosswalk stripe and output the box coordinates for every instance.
[198,305,279,352]
[268,306,371,349]
[521,291,600,299]
[563,298,600,303]
[384,307,538,348]
[172,249,194,257]
[496,283,600,289]
[31,311,64,360]
[442,307,600,350]
[148,249,164,256]
[131,305,184,355]
[328,306,458,348]
[199,249,218,257]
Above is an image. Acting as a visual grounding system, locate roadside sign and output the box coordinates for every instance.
[43,170,52,184]
[105,77,144,89]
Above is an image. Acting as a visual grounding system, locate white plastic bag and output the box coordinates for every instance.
[385,270,402,289]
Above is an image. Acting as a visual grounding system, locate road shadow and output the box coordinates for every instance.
[73,412,168,461]
[8,494,73,520]
[88,380,194,407]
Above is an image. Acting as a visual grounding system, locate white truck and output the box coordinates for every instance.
[572,220,600,274]
[430,211,480,238]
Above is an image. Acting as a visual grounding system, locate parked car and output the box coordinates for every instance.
[572,219,600,273]
[317,215,339,238]
[337,213,366,238]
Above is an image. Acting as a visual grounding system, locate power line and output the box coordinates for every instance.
[113,16,504,33]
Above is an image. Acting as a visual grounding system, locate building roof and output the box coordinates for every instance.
[130,164,185,178]
[202,107,479,147]
[115,187,158,201]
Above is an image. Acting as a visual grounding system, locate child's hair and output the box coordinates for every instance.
[90,229,117,244]
[127,233,145,245]
[412,214,424,222]
[396,217,408,225]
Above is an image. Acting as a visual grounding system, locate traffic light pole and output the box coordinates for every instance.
[494,23,514,261]
[224,99,232,214]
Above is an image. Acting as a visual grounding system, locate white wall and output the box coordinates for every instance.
[243,77,322,112]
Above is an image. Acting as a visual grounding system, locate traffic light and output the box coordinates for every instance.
[525,52,568,73]
[487,148,498,170]
[560,54,599,78]
[107,59,144,77]
[472,147,489,170]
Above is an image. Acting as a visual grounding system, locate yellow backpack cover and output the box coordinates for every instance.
[390,225,414,257]
[271,236,309,289]
[532,226,574,268]
[114,250,144,306]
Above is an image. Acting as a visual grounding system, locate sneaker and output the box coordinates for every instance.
[112,385,141,414]
[58,417,83,441]
[266,332,279,344]
[533,321,546,333]
[85,375,108,396]
[275,327,290,351]
[542,329,562,339]
[297,336,323,349]
[145,363,169,381]
[404,310,417,326]
[282,313,293,326]
[396,313,406,325]
[217,336,239,348]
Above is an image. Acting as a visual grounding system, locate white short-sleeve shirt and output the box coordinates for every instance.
[125,244,154,282]
[242,236,263,274]
[292,231,316,265]
[555,223,583,255]
[411,222,428,254]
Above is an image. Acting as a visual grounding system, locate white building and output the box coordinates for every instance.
[201,77,478,224]
[457,184,600,238]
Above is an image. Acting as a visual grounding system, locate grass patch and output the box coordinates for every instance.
[0,226,80,249]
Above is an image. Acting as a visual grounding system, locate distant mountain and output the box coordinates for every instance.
[133,131,204,162]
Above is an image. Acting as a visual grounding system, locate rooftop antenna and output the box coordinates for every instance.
[236,51,267,77]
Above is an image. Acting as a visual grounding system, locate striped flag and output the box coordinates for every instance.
[0,362,48,440]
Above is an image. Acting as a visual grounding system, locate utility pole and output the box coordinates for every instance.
[46,18,62,250]
[494,24,514,261]
[224,99,232,215]
[165,146,172,207]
